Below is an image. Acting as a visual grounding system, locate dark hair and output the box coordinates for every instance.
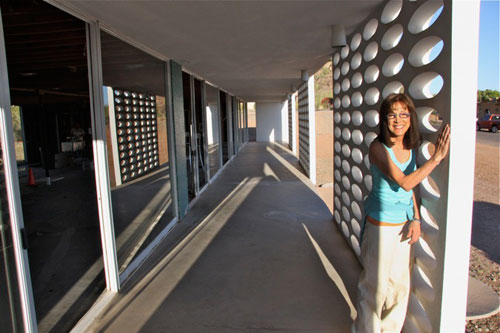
[377,93,422,149]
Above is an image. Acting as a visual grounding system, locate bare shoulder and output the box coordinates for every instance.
[369,140,385,157]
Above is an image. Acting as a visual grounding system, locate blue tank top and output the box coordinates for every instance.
[364,143,417,223]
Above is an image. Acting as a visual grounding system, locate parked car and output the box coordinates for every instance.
[476,114,500,133]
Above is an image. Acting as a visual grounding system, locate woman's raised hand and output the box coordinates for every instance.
[432,124,450,163]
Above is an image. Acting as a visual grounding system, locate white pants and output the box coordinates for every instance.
[352,221,411,333]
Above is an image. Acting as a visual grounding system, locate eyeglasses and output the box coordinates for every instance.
[387,112,411,120]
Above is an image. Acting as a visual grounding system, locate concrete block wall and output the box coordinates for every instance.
[332,0,479,331]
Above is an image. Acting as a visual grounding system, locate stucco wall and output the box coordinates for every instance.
[315,110,333,185]
[256,102,288,143]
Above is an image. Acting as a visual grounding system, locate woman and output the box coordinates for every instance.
[353,93,450,332]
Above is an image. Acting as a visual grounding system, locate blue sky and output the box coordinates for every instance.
[478,0,499,90]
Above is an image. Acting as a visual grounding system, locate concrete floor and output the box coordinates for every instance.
[89,142,362,332]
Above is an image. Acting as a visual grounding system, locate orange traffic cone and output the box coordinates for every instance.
[28,168,36,186]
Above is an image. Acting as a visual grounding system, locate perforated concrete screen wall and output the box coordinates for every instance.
[298,77,316,183]
[107,87,160,186]
[332,0,456,331]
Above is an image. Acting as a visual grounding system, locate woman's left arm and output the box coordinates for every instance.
[407,190,421,245]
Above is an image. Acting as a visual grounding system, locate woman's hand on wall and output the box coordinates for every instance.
[431,124,451,164]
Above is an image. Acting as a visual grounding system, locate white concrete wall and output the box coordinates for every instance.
[256,101,288,143]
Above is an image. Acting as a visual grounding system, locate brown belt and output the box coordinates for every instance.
[366,215,406,227]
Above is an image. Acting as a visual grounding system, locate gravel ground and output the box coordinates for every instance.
[466,133,500,332]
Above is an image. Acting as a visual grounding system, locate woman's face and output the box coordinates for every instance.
[387,101,411,138]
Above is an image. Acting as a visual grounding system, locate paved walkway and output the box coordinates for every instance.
[89,142,361,332]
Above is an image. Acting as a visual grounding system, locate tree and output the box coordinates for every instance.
[477,89,500,102]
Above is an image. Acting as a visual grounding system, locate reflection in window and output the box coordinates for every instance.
[100,31,174,274]
[206,84,221,178]
[11,106,26,162]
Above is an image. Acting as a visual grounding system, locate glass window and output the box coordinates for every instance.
[0,144,23,332]
[206,84,221,178]
[2,2,104,330]
[100,31,174,274]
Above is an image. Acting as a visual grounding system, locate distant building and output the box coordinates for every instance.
[477,98,500,118]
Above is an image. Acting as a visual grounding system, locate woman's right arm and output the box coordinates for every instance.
[370,124,450,192]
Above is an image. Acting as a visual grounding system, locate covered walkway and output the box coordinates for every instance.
[88,142,361,332]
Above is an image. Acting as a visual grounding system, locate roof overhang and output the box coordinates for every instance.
[53,0,385,102]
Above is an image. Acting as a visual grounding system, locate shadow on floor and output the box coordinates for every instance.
[471,201,500,264]
[90,142,361,332]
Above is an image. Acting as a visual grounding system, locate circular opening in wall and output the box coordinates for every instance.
[351,218,361,239]
[364,131,378,147]
[342,111,351,124]
[335,127,342,138]
[351,201,362,221]
[420,204,439,235]
[352,166,363,183]
[364,41,379,62]
[418,140,435,165]
[365,110,380,127]
[363,18,379,40]
[352,111,363,126]
[381,0,403,24]
[364,175,373,191]
[364,65,380,84]
[409,72,443,99]
[364,154,370,169]
[382,81,405,98]
[342,176,351,190]
[364,87,380,105]
[352,72,363,88]
[342,144,351,158]
[341,45,350,59]
[351,147,363,163]
[352,91,363,107]
[342,128,352,141]
[342,95,351,108]
[335,155,341,167]
[341,221,350,238]
[351,52,362,70]
[416,107,443,133]
[413,263,435,302]
[335,141,341,153]
[409,36,444,67]
[381,23,403,50]
[335,183,341,196]
[334,211,341,224]
[335,69,343,82]
[334,82,341,94]
[334,112,341,123]
[408,0,444,34]
[352,130,364,146]
[334,97,341,109]
[342,78,351,92]
[382,53,404,77]
[352,184,363,201]
[420,176,441,200]
[342,192,351,207]
[341,62,350,76]
[351,33,362,51]
[333,53,340,66]
[351,235,361,256]
[335,196,341,210]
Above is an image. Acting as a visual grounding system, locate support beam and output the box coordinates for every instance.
[168,60,189,218]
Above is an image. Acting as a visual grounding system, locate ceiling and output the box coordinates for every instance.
[53,0,385,102]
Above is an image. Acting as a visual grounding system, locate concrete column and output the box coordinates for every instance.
[167,60,189,218]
